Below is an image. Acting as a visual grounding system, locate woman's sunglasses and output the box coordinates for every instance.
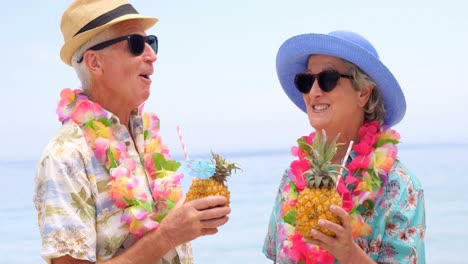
[294,70,353,94]
[77,34,158,63]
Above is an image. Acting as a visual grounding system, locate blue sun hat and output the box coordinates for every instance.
[276,30,406,127]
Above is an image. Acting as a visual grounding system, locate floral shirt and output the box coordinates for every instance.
[263,159,425,264]
[33,113,193,264]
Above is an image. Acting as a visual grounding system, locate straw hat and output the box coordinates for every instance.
[60,0,158,66]
[276,30,406,127]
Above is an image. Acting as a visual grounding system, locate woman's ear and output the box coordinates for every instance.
[358,84,373,107]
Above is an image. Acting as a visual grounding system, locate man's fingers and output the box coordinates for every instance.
[173,195,186,209]
[198,206,231,221]
[201,216,229,229]
[201,228,219,236]
[189,195,228,210]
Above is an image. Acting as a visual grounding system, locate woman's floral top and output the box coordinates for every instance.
[33,113,193,264]
[263,159,425,264]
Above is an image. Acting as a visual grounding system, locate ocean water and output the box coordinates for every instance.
[0,144,467,264]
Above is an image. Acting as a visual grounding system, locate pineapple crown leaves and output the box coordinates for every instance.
[210,151,241,183]
[303,130,346,188]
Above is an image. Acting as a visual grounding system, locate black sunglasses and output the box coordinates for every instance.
[77,34,158,63]
[294,70,353,93]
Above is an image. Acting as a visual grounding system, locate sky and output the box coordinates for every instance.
[0,0,467,160]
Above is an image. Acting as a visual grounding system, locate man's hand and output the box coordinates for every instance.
[157,195,231,248]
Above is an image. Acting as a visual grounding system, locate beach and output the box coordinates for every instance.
[1,144,467,263]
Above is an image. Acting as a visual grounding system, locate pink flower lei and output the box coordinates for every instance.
[56,88,184,239]
[282,121,400,264]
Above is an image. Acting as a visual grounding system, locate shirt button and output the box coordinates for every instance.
[125,141,131,146]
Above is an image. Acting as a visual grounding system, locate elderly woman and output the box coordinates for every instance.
[263,31,425,263]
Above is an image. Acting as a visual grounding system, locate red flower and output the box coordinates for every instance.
[347,155,370,171]
[337,179,354,212]
[354,122,379,155]
[290,159,310,192]
[304,132,315,145]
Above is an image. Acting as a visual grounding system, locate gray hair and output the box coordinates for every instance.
[70,20,144,92]
[344,60,386,125]
[70,29,114,92]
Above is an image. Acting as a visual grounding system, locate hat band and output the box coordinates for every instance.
[74,4,139,37]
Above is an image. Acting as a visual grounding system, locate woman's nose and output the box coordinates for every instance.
[307,79,323,97]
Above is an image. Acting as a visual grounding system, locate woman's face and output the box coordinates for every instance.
[303,55,370,136]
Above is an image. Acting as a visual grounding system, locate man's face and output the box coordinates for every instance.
[95,21,157,111]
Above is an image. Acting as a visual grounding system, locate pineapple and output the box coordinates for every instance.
[296,130,344,238]
[185,152,240,206]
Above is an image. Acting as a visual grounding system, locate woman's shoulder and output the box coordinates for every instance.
[387,159,424,192]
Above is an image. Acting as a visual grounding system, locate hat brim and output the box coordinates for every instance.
[276,33,406,127]
[60,14,158,66]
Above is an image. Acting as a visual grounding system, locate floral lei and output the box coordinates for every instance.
[280,121,400,264]
[56,88,183,239]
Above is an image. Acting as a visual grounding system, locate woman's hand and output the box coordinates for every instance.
[304,205,368,263]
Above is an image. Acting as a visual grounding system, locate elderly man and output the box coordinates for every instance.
[33,1,230,263]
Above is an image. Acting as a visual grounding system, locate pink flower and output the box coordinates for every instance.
[304,132,315,145]
[108,176,131,208]
[347,155,370,172]
[108,173,147,208]
[277,224,295,242]
[109,166,131,180]
[142,113,161,139]
[71,100,106,125]
[354,121,379,155]
[359,121,380,138]
[353,141,373,155]
[372,143,397,172]
[350,214,373,238]
[280,198,298,218]
[150,173,183,201]
[56,89,75,122]
[109,141,127,166]
[289,233,335,264]
[144,156,156,178]
[310,247,335,264]
[291,146,301,158]
[289,233,310,262]
[337,179,354,212]
[378,128,401,142]
[94,138,110,165]
[122,205,160,239]
[289,159,310,191]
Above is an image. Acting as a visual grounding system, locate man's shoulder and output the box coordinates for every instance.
[39,122,89,162]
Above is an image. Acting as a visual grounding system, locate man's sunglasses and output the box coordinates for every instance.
[77,34,158,63]
[294,70,353,94]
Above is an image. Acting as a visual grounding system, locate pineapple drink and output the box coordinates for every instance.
[295,131,344,238]
[184,152,240,206]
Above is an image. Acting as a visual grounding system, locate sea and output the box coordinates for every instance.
[0,143,467,264]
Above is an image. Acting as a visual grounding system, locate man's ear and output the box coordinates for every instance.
[358,84,373,107]
[83,51,102,75]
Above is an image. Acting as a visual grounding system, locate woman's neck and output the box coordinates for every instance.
[324,122,363,164]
